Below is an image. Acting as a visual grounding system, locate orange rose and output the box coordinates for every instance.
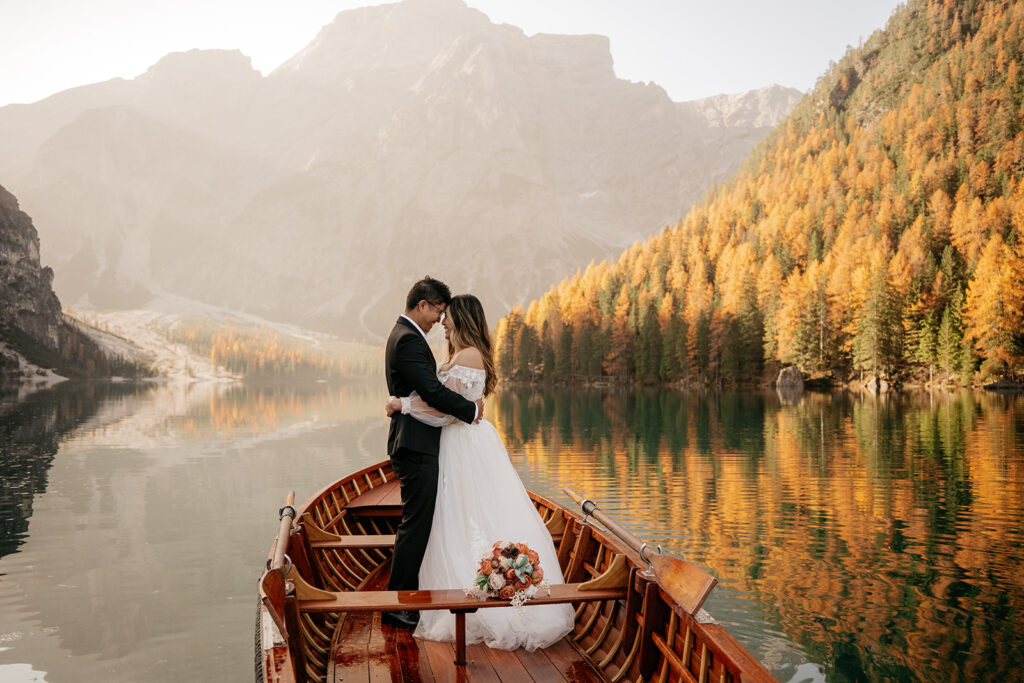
[498,585,516,600]
[505,569,517,581]
[516,543,529,554]
[515,574,531,590]
[531,567,544,584]
[526,550,539,565]
[492,548,503,558]
[480,561,492,576]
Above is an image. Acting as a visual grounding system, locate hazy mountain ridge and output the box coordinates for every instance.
[0,0,799,341]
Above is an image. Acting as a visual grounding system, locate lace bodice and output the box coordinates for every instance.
[400,364,486,426]
[437,364,486,401]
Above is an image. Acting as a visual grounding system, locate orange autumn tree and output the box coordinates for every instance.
[497,0,1024,385]
[964,236,1024,375]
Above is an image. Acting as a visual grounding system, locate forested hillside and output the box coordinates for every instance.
[497,0,1024,386]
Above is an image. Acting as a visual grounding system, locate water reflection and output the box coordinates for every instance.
[0,380,386,683]
[3,382,1022,682]
[492,387,1024,682]
[0,381,150,561]
[0,380,385,561]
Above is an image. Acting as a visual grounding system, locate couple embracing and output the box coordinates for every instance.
[383,276,573,650]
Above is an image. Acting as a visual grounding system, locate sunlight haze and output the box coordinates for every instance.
[3,2,1024,681]
[1,0,904,106]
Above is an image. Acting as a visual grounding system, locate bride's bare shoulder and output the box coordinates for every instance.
[451,347,485,370]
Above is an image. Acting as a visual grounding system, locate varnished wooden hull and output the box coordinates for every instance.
[257,460,777,682]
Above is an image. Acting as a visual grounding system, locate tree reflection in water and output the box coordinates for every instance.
[491,387,1024,682]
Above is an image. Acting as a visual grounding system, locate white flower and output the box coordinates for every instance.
[489,572,506,590]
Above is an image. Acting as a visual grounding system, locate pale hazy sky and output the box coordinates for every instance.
[0,0,904,108]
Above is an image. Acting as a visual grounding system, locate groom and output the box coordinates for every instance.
[383,276,482,629]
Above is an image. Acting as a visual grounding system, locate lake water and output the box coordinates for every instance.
[1,381,1022,682]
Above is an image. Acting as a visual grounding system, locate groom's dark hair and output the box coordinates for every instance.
[406,276,452,310]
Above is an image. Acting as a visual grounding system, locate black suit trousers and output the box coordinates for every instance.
[388,447,439,591]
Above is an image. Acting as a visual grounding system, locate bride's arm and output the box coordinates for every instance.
[397,393,456,426]
[394,354,487,426]
[390,346,487,427]
[392,333,477,424]
[396,374,468,426]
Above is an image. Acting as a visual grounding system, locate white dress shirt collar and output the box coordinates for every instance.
[400,314,429,343]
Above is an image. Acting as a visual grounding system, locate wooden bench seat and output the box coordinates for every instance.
[343,478,402,517]
[298,582,627,613]
[309,534,396,551]
[298,513,397,551]
[299,582,627,666]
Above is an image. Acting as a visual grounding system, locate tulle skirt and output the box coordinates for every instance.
[413,419,575,651]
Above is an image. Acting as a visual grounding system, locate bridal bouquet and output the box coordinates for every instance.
[466,541,551,609]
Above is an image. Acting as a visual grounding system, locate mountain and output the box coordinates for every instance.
[495,0,1024,386]
[681,84,803,129]
[0,0,797,341]
[0,184,108,382]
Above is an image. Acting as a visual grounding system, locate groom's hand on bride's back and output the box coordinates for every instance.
[474,398,485,423]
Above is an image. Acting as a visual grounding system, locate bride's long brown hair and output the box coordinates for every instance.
[446,294,497,397]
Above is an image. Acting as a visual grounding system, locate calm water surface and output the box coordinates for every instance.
[1,382,1022,682]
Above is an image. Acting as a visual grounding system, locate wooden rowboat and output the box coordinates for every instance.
[256,459,778,682]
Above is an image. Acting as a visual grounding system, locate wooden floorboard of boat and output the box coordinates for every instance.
[367,612,394,682]
[386,626,432,683]
[539,640,605,683]
[420,640,456,681]
[327,562,605,682]
[513,647,570,683]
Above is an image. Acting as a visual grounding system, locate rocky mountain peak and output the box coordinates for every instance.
[272,0,492,83]
[683,84,804,129]
[137,49,260,87]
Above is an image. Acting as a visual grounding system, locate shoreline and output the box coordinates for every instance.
[497,376,1024,394]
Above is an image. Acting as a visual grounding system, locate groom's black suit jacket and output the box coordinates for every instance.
[385,316,476,456]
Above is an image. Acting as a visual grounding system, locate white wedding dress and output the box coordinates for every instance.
[400,364,574,651]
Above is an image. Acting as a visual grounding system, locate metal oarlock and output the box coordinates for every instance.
[639,542,662,577]
[266,553,293,575]
[581,498,596,525]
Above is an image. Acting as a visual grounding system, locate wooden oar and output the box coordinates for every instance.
[270,491,296,573]
[563,487,717,616]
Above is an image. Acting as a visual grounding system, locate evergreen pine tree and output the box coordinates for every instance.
[853,266,904,378]
[937,286,966,378]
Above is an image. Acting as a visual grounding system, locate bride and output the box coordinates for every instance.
[385,294,574,651]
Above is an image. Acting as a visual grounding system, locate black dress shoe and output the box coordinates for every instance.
[382,610,419,630]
